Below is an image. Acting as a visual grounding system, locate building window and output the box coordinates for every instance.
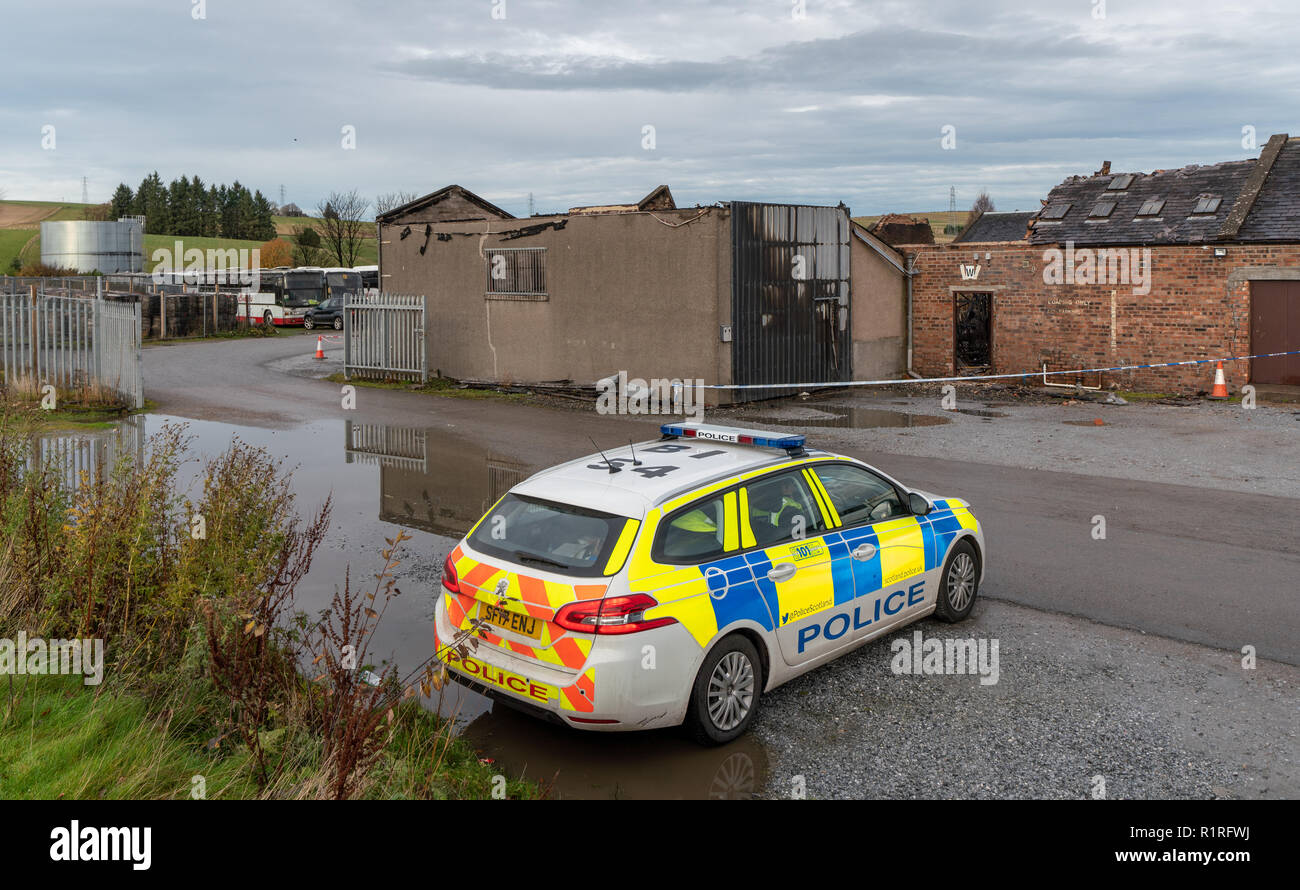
[1190,195,1222,215]
[1135,197,1165,217]
[1107,174,1135,190]
[1088,200,1117,218]
[485,247,547,300]
[1040,202,1071,220]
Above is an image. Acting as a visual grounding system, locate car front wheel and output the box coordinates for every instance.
[303,317,314,330]
[935,539,979,622]
[685,635,762,745]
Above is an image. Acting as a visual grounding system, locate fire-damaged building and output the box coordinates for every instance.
[904,134,1300,392]
[376,184,909,404]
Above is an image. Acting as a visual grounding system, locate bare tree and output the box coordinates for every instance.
[967,190,995,226]
[291,224,328,267]
[315,190,371,267]
[374,191,418,217]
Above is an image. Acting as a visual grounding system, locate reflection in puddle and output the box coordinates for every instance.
[743,407,949,429]
[952,408,1008,419]
[463,703,769,799]
[29,416,147,493]
[344,420,528,537]
[50,414,774,799]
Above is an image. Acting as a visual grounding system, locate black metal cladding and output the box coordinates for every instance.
[730,202,851,402]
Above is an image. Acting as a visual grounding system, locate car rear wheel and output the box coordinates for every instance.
[935,539,979,622]
[685,635,761,745]
[332,316,343,331]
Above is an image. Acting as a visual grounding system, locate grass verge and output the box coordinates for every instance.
[325,373,531,402]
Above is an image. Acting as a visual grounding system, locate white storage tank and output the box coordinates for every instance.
[40,218,144,273]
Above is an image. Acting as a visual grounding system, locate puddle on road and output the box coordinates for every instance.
[740,407,949,429]
[952,408,1008,418]
[36,414,771,800]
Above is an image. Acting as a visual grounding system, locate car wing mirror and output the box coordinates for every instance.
[908,492,931,516]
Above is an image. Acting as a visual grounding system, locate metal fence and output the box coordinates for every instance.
[343,293,427,382]
[0,291,143,408]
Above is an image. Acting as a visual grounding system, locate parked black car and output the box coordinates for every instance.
[303,298,344,331]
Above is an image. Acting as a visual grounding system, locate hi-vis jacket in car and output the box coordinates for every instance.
[434,422,985,745]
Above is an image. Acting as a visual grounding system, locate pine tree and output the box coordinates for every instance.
[109,183,133,220]
[252,190,276,241]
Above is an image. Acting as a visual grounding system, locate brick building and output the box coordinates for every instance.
[904,135,1300,392]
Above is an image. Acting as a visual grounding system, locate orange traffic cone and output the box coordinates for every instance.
[1208,361,1228,399]
[313,336,325,360]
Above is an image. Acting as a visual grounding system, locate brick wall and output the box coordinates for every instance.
[906,241,1300,392]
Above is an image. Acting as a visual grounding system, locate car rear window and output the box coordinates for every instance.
[467,494,631,577]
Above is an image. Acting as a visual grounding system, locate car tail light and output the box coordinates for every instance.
[441,552,460,594]
[553,594,677,635]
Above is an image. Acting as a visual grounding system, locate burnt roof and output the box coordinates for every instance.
[376,184,515,223]
[1235,139,1300,241]
[1028,134,1300,246]
[1029,161,1254,246]
[953,211,1035,243]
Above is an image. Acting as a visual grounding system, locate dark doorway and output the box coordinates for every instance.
[954,292,992,369]
[1251,281,1300,385]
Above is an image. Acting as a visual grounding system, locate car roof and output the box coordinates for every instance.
[509,436,840,519]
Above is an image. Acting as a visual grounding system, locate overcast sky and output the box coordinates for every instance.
[4,0,1297,217]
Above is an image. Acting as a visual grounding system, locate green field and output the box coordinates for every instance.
[0,228,38,272]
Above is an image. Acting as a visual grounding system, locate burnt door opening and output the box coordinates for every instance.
[954,292,992,369]
[1251,281,1300,385]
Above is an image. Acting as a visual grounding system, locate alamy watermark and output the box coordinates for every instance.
[151,241,261,286]
[596,371,705,420]
[0,632,104,685]
[890,629,999,685]
[1043,241,1151,296]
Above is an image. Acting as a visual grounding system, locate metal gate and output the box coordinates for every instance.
[343,293,427,382]
[0,292,143,408]
[730,202,851,402]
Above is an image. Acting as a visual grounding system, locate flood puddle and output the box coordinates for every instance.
[952,408,1009,419]
[35,414,771,800]
[740,407,949,429]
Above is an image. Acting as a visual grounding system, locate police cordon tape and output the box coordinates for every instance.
[693,348,1300,391]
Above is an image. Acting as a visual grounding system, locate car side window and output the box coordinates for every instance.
[742,472,824,548]
[659,493,729,562]
[812,464,908,527]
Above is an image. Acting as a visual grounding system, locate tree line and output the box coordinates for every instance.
[109,173,277,241]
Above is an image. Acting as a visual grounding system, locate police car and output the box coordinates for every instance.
[435,422,985,745]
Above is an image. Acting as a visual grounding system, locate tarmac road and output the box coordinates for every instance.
[145,333,1300,666]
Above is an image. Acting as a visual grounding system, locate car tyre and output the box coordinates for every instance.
[333,316,343,331]
[685,634,762,746]
[263,311,274,327]
[934,539,979,623]
[303,317,314,330]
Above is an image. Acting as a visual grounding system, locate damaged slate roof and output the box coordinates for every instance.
[1234,138,1300,241]
[953,211,1035,243]
[1028,134,1300,246]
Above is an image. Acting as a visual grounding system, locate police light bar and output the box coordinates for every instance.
[660,422,807,455]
